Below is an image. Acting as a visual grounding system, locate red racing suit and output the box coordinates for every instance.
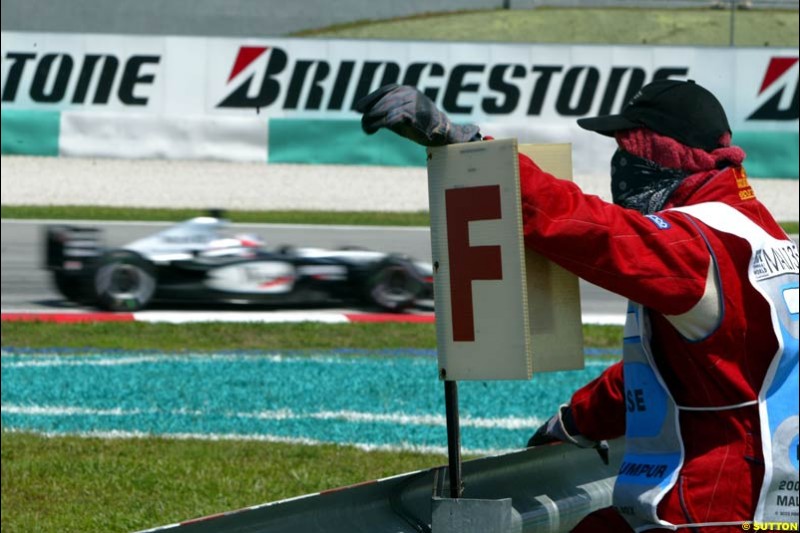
[518,153,798,531]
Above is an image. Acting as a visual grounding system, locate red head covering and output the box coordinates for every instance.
[614,128,746,173]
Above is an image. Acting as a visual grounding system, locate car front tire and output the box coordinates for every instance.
[93,250,156,311]
[364,257,423,312]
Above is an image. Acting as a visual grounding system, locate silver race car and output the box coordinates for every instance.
[45,214,433,313]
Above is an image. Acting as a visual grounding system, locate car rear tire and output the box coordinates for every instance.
[93,250,156,311]
[364,257,423,312]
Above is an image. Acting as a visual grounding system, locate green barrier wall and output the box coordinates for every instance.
[269,119,799,179]
[735,131,799,179]
[2,112,797,181]
[0,110,60,156]
[268,119,426,167]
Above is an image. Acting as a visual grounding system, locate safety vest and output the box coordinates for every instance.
[613,202,799,531]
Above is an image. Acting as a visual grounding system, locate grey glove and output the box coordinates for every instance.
[354,84,481,147]
[527,404,610,465]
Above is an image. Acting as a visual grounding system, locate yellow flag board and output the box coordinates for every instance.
[426,139,583,381]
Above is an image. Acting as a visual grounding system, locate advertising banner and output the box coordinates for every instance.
[2,32,797,178]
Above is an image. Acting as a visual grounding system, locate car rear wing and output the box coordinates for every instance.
[44,225,104,272]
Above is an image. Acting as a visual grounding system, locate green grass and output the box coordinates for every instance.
[0,205,431,227]
[1,321,440,351]
[1,321,623,351]
[2,204,796,233]
[779,221,799,234]
[1,431,446,533]
[293,7,799,47]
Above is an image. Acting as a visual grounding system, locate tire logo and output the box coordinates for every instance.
[217,46,286,109]
[748,57,799,121]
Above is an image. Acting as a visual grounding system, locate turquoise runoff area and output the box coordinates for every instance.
[0,348,618,454]
[1,111,797,179]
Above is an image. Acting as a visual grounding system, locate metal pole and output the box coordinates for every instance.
[444,379,463,499]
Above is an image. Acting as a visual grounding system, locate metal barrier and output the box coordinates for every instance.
[136,439,625,533]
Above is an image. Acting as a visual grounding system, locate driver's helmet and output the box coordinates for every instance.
[202,233,264,257]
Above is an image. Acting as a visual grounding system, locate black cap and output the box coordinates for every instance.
[577,79,731,152]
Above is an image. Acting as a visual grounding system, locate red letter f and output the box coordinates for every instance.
[445,185,503,342]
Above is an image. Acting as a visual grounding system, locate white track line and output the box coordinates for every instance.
[1,403,544,430]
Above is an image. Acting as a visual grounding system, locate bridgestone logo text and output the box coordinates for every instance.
[217,46,689,116]
[2,52,160,105]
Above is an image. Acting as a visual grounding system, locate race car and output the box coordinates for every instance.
[44,214,434,313]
